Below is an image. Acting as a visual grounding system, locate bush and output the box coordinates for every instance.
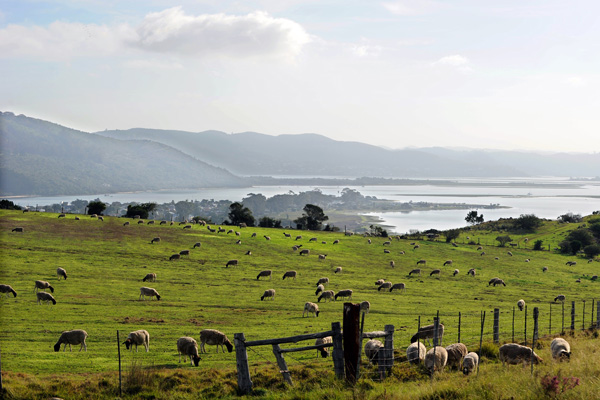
[533,239,544,251]
[496,235,513,247]
[514,214,543,231]
[444,229,460,243]
[0,199,22,210]
[584,244,600,258]
[87,200,106,215]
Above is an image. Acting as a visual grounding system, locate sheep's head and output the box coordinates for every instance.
[53,342,62,352]
[123,339,132,350]
[155,294,161,301]
[192,355,201,366]
[225,341,234,353]
[49,286,55,293]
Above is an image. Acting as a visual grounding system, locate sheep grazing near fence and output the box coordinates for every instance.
[406,341,426,364]
[550,338,571,361]
[499,343,542,366]
[554,294,566,302]
[0,284,18,298]
[139,287,161,301]
[360,301,370,314]
[364,339,384,364]
[443,260,453,266]
[57,267,68,280]
[36,291,57,305]
[123,330,150,352]
[303,302,320,317]
[445,343,468,370]
[315,284,325,296]
[225,259,238,267]
[410,323,445,344]
[390,283,406,293]
[261,289,276,301]
[200,329,234,353]
[462,352,479,375]
[256,270,272,280]
[282,270,297,280]
[408,269,421,276]
[315,336,332,358]
[378,282,392,291]
[517,299,525,311]
[334,289,353,301]
[142,273,157,282]
[34,280,54,293]
[177,337,201,366]
[453,269,459,276]
[424,346,448,373]
[317,290,335,302]
[54,329,88,352]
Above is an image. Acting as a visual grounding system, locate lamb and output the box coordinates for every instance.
[445,343,468,370]
[334,289,353,300]
[318,254,327,260]
[282,270,297,280]
[467,268,476,276]
[193,242,201,248]
[334,267,342,274]
[123,330,150,352]
[443,260,453,266]
[257,270,272,280]
[34,280,54,293]
[303,302,320,317]
[261,289,276,301]
[299,249,310,255]
[461,352,479,375]
[416,259,426,265]
[424,346,448,373]
[316,277,329,286]
[517,299,525,311]
[360,301,370,314]
[139,287,161,301]
[554,294,566,302]
[54,330,88,352]
[378,282,392,291]
[408,269,422,276]
[430,269,441,277]
[390,283,406,293]
[550,338,571,360]
[375,279,385,286]
[364,339,384,364]
[315,336,332,358]
[453,269,459,276]
[315,284,325,296]
[200,329,234,353]
[0,284,17,298]
[406,341,426,364]
[36,291,57,305]
[142,273,157,282]
[177,337,201,366]
[318,290,335,302]
[169,254,181,261]
[410,323,445,344]
[499,343,542,366]
[57,267,68,280]
[225,259,238,267]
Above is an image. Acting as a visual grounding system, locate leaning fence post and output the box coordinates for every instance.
[524,305,528,346]
[234,332,252,394]
[380,325,394,378]
[571,301,576,332]
[531,307,539,375]
[493,308,500,344]
[117,330,122,397]
[458,312,461,344]
[272,344,293,386]
[477,311,486,376]
[332,322,344,379]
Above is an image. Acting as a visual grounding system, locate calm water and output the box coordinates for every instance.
[10,177,600,234]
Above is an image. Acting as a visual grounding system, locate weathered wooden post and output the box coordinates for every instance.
[117,330,122,397]
[531,307,539,375]
[477,311,486,376]
[571,301,575,331]
[234,332,252,394]
[458,312,461,344]
[343,303,361,384]
[493,308,500,344]
[272,345,293,386]
[331,322,344,379]
[379,325,394,378]
[524,305,528,345]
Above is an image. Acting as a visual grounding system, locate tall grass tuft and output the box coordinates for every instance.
[124,361,158,395]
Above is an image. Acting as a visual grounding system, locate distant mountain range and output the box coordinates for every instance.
[1,111,599,196]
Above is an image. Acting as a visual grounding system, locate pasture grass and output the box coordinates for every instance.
[0,210,599,399]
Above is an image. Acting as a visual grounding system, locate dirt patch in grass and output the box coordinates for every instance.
[119,316,165,324]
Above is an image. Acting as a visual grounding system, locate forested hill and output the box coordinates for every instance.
[0,112,243,196]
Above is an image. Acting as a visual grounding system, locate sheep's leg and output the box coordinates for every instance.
[178,352,182,363]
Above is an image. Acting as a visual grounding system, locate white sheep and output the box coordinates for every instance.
[517,299,525,311]
[261,289,276,301]
[303,302,320,317]
[142,273,157,282]
[364,339,384,364]
[550,338,571,360]
[467,268,476,276]
[123,330,150,352]
[462,352,479,375]
[54,329,88,352]
[177,337,201,366]
[375,279,385,286]
[200,329,234,353]
[139,287,161,301]
[389,260,395,268]
[36,291,56,305]
[282,270,297,280]
[360,301,370,314]
[445,343,468,370]
[315,284,325,296]
[34,280,54,293]
[0,284,18,298]
[315,336,332,358]
[424,346,448,373]
[256,270,272,280]
[56,268,68,280]
[317,290,335,302]
[406,341,426,365]
[378,282,392,291]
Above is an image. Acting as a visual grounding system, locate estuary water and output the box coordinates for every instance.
[10,177,600,234]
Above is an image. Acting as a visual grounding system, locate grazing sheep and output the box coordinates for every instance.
[57,267,67,280]
[292,245,300,251]
[227,229,234,234]
[264,235,271,241]
[303,302,320,317]
[138,220,144,224]
[54,330,88,352]
[499,343,542,366]
[424,346,448,373]
[318,290,335,302]
[399,250,405,255]
[123,221,130,226]
[245,250,252,256]
[416,259,426,265]
[334,267,342,274]
[309,237,317,242]
[315,336,332,358]
[200,329,234,353]
[591,275,598,281]
[299,249,310,255]
[406,342,426,364]
[322,241,327,244]
[517,299,525,311]
[443,260,453,266]
[429,269,441,277]
[360,301,370,314]
[142,273,157,282]
[542,266,548,272]
[554,294,566,302]
[378,282,392,291]
[123,330,150,352]
[383,241,391,246]
[58,213,65,218]
[453,269,459,276]
[451,242,458,247]
[566,261,577,266]
[493,279,506,287]
[177,337,201,366]
[147,220,155,225]
[225,259,238,267]
[0,284,18,298]
[139,287,161,301]
[384,249,391,254]
[375,279,385,286]
[318,254,327,260]
[315,284,325,296]
[389,261,395,268]
[316,277,329,286]
[169,254,181,261]
[445,343,468,370]
[12,227,24,233]
[411,323,445,344]
[295,235,303,240]
[334,289,353,301]
[408,269,422,276]
[179,250,190,256]
[160,220,167,225]
[462,352,479,375]
[467,268,476,276]
[368,239,372,244]
[235,240,241,245]
[480,252,485,256]
[550,338,571,360]
[588,259,593,263]
[477,246,483,251]
[261,289,276,301]
[390,283,406,293]
[364,339,384,364]
[256,270,272,280]
[98,216,104,221]
[507,251,513,256]
[525,258,530,262]
[488,277,501,286]
[575,278,581,283]
[36,291,56,305]
[34,280,54,293]
[333,240,340,245]
[413,245,420,250]
[282,270,297,280]
[193,242,201,249]
[283,232,291,238]
[251,232,257,238]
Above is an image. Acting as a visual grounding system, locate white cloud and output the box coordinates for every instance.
[123,59,184,70]
[565,76,585,87]
[382,0,443,16]
[351,38,382,57]
[432,54,473,72]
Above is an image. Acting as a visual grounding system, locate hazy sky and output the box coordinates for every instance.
[1,1,599,152]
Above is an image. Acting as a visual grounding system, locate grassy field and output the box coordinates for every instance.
[0,210,598,399]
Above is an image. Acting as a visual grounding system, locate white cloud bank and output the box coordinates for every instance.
[432,54,473,72]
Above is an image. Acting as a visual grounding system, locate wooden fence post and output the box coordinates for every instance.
[524,305,528,346]
[379,325,394,378]
[331,322,344,380]
[272,345,293,386]
[343,303,360,384]
[571,301,575,331]
[117,330,122,397]
[597,301,600,329]
[234,333,252,394]
[493,308,500,344]
[477,311,486,376]
[458,312,461,344]
[531,307,539,375]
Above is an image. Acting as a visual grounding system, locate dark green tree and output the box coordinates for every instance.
[87,200,106,215]
[583,244,600,258]
[496,235,513,247]
[514,214,543,231]
[294,204,329,230]
[228,202,255,227]
[0,199,22,210]
[258,216,281,228]
[444,229,460,243]
[125,203,157,219]
[465,210,484,225]
[533,239,544,251]
[565,229,595,248]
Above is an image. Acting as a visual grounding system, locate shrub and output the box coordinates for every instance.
[540,373,579,397]
[496,235,512,247]
[514,214,543,231]
[479,342,498,359]
[444,229,460,243]
[533,239,544,251]
[584,244,600,258]
[0,199,22,210]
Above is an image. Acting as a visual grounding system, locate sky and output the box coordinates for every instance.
[1,0,599,153]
